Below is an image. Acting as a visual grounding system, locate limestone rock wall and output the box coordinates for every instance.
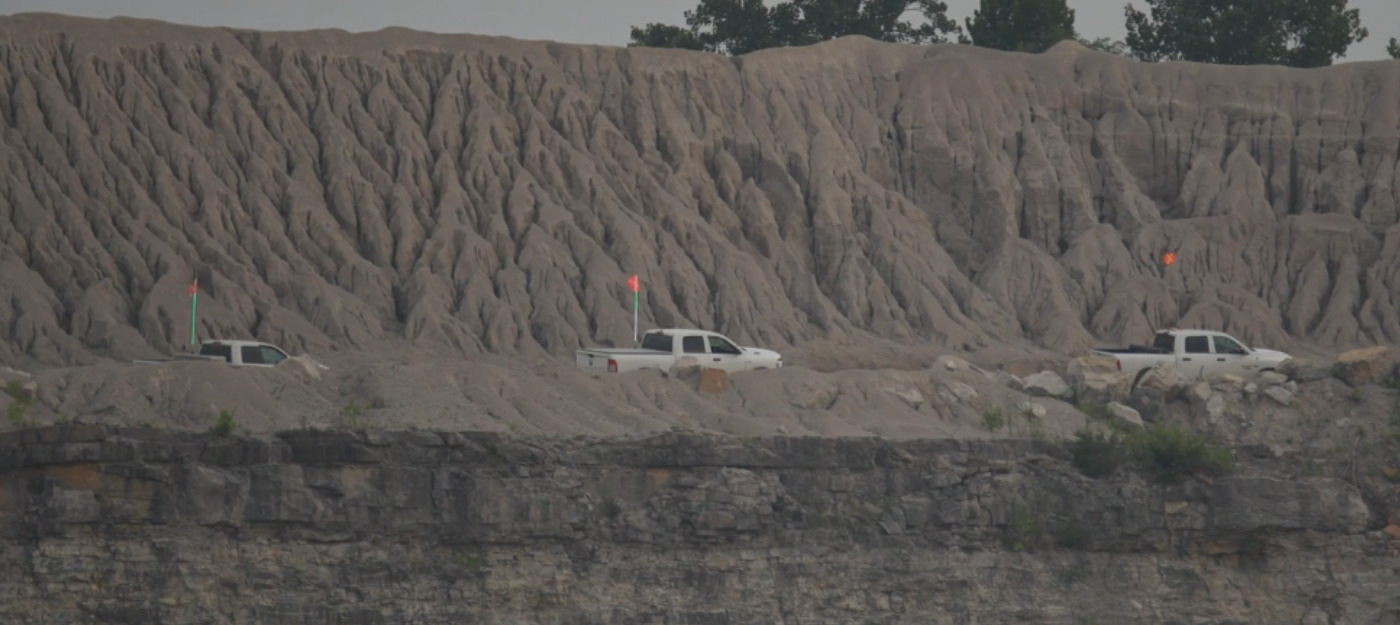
[1,425,1395,624]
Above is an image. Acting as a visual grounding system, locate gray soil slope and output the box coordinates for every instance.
[0,14,1398,433]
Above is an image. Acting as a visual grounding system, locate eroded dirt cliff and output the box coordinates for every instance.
[2,425,1397,624]
[2,14,1400,369]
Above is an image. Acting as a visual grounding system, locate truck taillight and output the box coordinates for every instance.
[607,358,617,373]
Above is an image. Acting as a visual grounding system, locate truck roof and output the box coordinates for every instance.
[201,339,284,349]
[1154,328,1235,338]
[645,328,729,339]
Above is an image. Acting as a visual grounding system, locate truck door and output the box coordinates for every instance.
[680,335,708,368]
[1207,334,1251,377]
[239,345,265,366]
[1180,335,1210,380]
[705,335,744,371]
[259,346,289,366]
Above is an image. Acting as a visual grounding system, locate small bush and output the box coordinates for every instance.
[5,380,35,427]
[1001,511,1052,553]
[981,407,1005,432]
[209,409,236,437]
[1077,401,1112,422]
[1129,424,1233,485]
[1067,429,1126,479]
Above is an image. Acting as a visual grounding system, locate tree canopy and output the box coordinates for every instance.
[1389,37,1399,59]
[628,0,1385,66]
[964,0,1077,53]
[1124,0,1369,68]
[628,0,963,55]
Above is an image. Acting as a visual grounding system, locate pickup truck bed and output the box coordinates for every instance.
[131,355,222,365]
[1090,345,1168,355]
[576,329,783,374]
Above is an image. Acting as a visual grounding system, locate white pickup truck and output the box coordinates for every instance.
[1090,328,1292,386]
[576,329,783,374]
[132,339,293,367]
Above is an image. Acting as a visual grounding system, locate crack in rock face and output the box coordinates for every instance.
[0,17,1398,369]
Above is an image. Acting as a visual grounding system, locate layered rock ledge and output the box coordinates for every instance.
[2,425,1396,624]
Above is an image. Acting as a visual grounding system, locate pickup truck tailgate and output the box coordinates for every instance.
[576,349,618,372]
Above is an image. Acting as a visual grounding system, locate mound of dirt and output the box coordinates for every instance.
[0,13,1397,372]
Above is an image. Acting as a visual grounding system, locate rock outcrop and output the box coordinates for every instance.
[1,425,1397,624]
[0,15,1399,367]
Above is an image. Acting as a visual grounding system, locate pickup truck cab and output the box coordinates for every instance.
[1091,329,1291,386]
[132,340,292,368]
[576,329,782,374]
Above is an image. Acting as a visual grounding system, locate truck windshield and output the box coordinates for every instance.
[641,333,672,352]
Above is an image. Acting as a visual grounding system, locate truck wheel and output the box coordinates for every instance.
[1130,368,1151,392]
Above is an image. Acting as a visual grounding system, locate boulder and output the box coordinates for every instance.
[934,355,991,377]
[1022,371,1072,399]
[995,371,1025,392]
[1278,358,1331,383]
[1263,386,1294,406]
[1106,402,1144,429]
[698,368,728,393]
[1066,356,1130,403]
[1256,371,1288,386]
[889,387,926,410]
[1205,394,1226,422]
[1017,401,1046,419]
[1332,346,1396,387]
[1188,383,1212,403]
[1209,477,1370,533]
[945,382,978,403]
[1212,374,1247,394]
[1133,367,1187,403]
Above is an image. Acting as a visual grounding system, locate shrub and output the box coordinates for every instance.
[1076,401,1112,423]
[209,409,236,437]
[1001,511,1048,553]
[1128,424,1233,485]
[1067,429,1126,478]
[981,407,1006,432]
[5,380,34,427]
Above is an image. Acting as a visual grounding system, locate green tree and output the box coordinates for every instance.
[1081,36,1127,55]
[965,0,1078,53]
[1124,0,1368,68]
[629,24,708,51]
[1389,37,1399,58]
[628,0,964,55]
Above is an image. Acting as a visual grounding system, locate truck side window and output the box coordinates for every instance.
[641,333,672,352]
[1183,336,1209,354]
[708,337,741,355]
[682,336,706,354]
[200,344,232,362]
[1151,333,1174,351]
[260,346,288,365]
[1213,336,1245,355]
[240,346,265,364]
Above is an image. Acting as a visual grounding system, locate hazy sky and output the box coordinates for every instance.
[5,0,1397,62]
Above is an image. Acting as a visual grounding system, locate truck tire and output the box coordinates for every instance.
[1130,368,1151,392]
